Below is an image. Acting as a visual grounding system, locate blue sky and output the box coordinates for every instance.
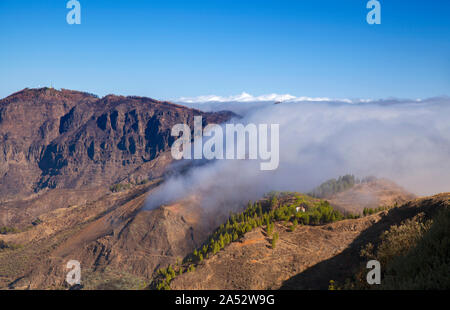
[0,0,449,100]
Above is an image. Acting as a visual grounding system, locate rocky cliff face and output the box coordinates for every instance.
[0,88,236,289]
[0,88,234,202]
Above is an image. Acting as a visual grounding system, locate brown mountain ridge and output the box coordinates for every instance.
[0,87,234,227]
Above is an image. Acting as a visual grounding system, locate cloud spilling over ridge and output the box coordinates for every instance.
[146,97,450,212]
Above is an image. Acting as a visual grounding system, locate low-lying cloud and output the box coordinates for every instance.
[146,96,450,212]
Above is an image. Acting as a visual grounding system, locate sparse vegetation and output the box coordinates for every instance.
[109,179,149,192]
[153,262,199,290]
[328,280,339,290]
[32,218,43,226]
[271,232,279,249]
[0,226,20,234]
[362,206,389,216]
[289,219,298,232]
[138,179,149,185]
[0,240,22,251]
[343,207,450,290]
[81,266,147,290]
[187,264,196,273]
[155,265,177,290]
[151,191,355,290]
[109,183,132,193]
[344,212,360,219]
[267,221,274,235]
[379,207,450,289]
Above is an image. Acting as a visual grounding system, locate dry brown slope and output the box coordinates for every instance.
[170,193,449,290]
[170,216,381,290]
[0,180,161,289]
[0,183,221,289]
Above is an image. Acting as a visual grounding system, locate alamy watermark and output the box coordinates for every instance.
[366,0,381,25]
[366,260,381,285]
[66,260,81,286]
[64,1,380,26]
[171,116,279,171]
[66,0,81,25]
[65,1,379,26]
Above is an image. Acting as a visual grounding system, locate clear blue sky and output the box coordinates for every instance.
[0,0,449,100]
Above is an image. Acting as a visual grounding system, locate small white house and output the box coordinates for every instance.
[296,206,306,213]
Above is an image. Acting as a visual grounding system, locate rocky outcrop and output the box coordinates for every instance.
[0,88,235,203]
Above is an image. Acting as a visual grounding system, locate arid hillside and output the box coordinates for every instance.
[0,179,213,289]
[0,176,422,290]
[167,193,449,290]
[0,88,234,228]
[0,88,236,289]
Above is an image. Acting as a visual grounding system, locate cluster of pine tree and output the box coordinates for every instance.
[309,174,359,198]
[154,261,196,290]
[152,192,353,290]
[190,194,350,263]
[363,206,389,216]
[191,202,266,263]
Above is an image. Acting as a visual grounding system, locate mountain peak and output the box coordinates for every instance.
[1,87,99,104]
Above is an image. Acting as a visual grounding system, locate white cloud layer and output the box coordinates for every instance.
[146,97,450,213]
[177,92,355,104]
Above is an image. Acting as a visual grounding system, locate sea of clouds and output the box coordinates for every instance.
[145,94,450,211]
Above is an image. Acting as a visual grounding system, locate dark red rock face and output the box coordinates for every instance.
[0,88,235,201]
